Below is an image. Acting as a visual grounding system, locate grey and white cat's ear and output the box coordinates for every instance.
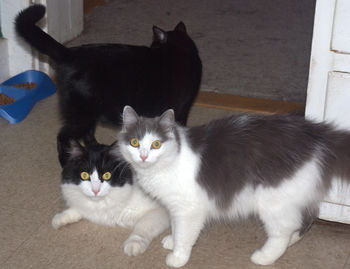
[122,105,139,131]
[153,25,167,43]
[174,21,187,33]
[158,109,175,131]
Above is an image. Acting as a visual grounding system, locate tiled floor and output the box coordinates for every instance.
[1,95,350,268]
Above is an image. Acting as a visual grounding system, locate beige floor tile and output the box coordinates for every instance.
[3,210,349,269]
[344,255,350,269]
[0,206,52,263]
[0,238,24,264]
[3,219,135,269]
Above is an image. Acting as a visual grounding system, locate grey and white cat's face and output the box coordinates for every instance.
[62,141,132,199]
[118,106,179,168]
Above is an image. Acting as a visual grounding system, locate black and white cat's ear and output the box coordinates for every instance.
[122,105,139,131]
[153,25,167,43]
[67,140,85,160]
[159,109,175,131]
[174,21,187,33]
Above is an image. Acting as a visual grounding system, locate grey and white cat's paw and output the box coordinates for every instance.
[166,251,191,268]
[117,208,140,228]
[123,234,150,256]
[161,234,174,250]
[250,249,278,266]
[51,209,82,229]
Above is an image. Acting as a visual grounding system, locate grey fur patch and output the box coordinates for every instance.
[187,113,350,210]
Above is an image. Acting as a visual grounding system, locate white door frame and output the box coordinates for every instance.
[306,0,350,224]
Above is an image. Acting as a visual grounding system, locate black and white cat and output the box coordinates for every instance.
[116,106,350,267]
[52,140,169,256]
[15,4,202,166]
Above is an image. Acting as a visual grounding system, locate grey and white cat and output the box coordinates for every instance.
[116,105,350,267]
[52,141,169,256]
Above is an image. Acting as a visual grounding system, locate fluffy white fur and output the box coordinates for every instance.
[119,120,327,267]
[52,171,169,256]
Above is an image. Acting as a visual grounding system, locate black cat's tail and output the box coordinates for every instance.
[15,4,69,61]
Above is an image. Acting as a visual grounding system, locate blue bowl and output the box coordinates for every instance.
[0,70,56,124]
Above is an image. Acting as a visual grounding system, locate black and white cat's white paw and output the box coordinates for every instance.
[123,234,150,256]
[161,234,174,250]
[166,251,191,268]
[52,209,82,229]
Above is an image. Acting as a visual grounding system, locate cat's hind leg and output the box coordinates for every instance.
[52,208,82,229]
[288,210,314,247]
[124,206,170,256]
[250,207,302,265]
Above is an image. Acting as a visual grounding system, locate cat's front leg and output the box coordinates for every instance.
[165,211,206,268]
[124,206,170,256]
[117,186,153,228]
[162,217,176,250]
[52,208,82,229]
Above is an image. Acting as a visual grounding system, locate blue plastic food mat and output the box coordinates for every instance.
[0,70,56,124]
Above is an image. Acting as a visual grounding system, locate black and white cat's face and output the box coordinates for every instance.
[61,141,132,199]
[118,106,179,168]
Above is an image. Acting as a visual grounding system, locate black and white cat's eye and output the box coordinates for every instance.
[80,172,90,180]
[130,138,139,147]
[102,172,111,181]
[151,140,162,149]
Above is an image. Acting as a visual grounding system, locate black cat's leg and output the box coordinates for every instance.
[82,123,98,146]
[175,105,191,126]
[57,126,73,167]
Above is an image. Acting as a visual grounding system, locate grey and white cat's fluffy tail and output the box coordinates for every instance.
[15,4,69,61]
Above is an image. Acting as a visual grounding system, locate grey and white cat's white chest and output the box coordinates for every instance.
[135,143,209,213]
[61,183,132,226]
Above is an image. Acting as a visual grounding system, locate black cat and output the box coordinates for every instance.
[15,4,202,166]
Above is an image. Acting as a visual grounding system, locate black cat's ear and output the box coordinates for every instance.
[174,22,186,33]
[67,139,85,160]
[153,25,167,43]
[159,109,175,131]
[122,105,139,132]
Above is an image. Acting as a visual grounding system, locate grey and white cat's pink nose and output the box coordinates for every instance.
[139,148,149,162]
[92,189,100,196]
[140,154,148,162]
